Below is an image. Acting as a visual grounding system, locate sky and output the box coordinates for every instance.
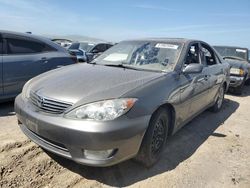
[0,0,250,48]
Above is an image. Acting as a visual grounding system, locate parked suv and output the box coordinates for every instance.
[0,30,77,101]
[214,46,250,94]
[68,42,113,62]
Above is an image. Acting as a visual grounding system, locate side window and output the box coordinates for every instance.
[106,44,113,50]
[7,38,55,55]
[201,44,217,66]
[184,43,200,66]
[92,44,106,53]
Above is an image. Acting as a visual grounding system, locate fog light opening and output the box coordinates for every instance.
[83,149,117,160]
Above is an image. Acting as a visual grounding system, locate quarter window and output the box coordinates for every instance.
[7,38,55,54]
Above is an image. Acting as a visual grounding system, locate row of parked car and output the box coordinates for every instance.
[1,30,249,167]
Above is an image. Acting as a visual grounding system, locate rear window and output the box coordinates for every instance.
[7,38,56,55]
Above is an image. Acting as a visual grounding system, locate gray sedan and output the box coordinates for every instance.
[15,38,230,167]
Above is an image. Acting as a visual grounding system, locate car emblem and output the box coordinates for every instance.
[37,96,45,108]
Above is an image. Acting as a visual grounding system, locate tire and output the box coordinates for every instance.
[210,85,225,112]
[135,107,169,167]
[245,79,250,86]
[234,79,245,95]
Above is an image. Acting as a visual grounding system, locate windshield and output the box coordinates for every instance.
[69,42,95,52]
[93,41,183,72]
[80,42,95,52]
[214,46,248,60]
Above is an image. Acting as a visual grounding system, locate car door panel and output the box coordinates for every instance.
[178,43,211,125]
[2,36,58,96]
[3,53,45,95]
[205,64,224,102]
[41,52,72,72]
[200,43,224,104]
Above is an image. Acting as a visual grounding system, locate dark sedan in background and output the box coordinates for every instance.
[15,38,230,167]
[0,30,77,101]
[68,41,113,62]
[214,46,250,94]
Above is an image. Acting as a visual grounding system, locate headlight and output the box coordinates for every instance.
[65,98,137,121]
[230,68,244,76]
[21,79,32,99]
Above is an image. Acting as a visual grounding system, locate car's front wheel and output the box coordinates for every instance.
[135,107,169,167]
[234,78,245,95]
[210,85,225,112]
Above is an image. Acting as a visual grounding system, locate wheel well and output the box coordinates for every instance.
[159,103,175,136]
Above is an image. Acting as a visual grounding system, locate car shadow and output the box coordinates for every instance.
[0,101,15,117]
[46,98,239,187]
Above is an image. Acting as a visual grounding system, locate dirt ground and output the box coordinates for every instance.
[0,87,250,188]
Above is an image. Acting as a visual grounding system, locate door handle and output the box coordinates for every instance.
[41,57,48,64]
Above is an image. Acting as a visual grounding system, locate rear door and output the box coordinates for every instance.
[2,34,49,95]
[0,35,3,95]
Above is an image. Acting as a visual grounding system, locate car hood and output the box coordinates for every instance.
[29,63,165,104]
[226,59,250,70]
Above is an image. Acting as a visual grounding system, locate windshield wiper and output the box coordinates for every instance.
[104,63,139,70]
[223,56,245,61]
[103,63,166,73]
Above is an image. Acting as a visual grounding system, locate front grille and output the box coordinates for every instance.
[30,91,72,114]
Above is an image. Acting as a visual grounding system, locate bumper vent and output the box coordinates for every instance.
[30,91,72,114]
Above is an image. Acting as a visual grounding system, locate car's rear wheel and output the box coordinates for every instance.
[245,78,250,86]
[210,85,225,112]
[135,107,169,167]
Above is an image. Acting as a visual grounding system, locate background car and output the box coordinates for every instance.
[214,46,250,94]
[68,41,113,62]
[15,38,230,167]
[51,38,73,48]
[0,30,77,101]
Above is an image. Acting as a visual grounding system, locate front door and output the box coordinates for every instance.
[178,43,211,123]
[200,43,224,104]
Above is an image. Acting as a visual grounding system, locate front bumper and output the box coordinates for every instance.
[229,76,244,88]
[15,95,150,167]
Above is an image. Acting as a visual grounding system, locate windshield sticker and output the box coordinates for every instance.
[236,49,247,53]
[155,43,179,49]
[88,43,95,46]
[104,53,128,61]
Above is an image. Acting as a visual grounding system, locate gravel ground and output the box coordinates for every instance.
[0,87,250,188]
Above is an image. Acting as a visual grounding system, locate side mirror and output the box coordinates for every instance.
[182,63,203,74]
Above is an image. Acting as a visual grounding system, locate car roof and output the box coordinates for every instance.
[123,38,196,44]
[0,30,50,41]
[213,45,248,50]
[0,30,66,51]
